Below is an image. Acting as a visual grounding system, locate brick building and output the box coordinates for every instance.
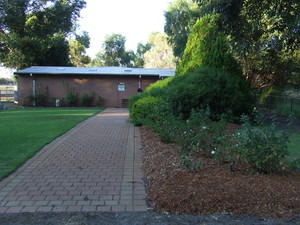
[15,66,175,107]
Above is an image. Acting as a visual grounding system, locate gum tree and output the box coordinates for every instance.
[0,0,86,69]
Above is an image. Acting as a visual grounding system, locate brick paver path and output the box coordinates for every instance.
[0,108,147,213]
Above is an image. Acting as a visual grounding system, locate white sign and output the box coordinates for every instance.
[118,84,126,91]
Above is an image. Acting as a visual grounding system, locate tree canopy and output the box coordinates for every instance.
[69,31,91,67]
[134,42,152,68]
[165,0,300,87]
[164,0,200,58]
[144,32,176,69]
[91,33,135,67]
[196,0,300,87]
[0,0,86,69]
[90,33,176,69]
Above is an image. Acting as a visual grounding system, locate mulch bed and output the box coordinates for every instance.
[141,126,300,219]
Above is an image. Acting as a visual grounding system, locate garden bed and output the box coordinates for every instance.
[141,126,300,219]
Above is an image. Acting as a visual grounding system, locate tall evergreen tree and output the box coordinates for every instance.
[176,15,241,76]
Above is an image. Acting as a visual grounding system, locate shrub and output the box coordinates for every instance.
[167,67,253,119]
[66,89,77,106]
[129,93,146,112]
[96,96,105,107]
[234,115,290,173]
[27,85,50,106]
[82,92,94,107]
[145,76,173,97]
[153,108,182,143]
[64,83,78,106]
[130,96,161,126]
[176,109,228,156]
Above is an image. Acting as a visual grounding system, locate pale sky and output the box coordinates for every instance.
[78,0,172,57]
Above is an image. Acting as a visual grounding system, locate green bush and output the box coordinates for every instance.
[152,107,182,143]
[27,86,50,106]
[129,93,146,112]
[82,92,94,107]
[66,90,77,106]
[176,109,227,156]
[96,96,105,107]
[64,83,78,106]
[234,115,290,173]
[130,96,161,126]
[167,67,253,119]
[145,76,173,97]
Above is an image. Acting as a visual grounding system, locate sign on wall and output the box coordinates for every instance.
[118,83,126,91]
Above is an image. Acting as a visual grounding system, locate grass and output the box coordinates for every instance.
[274,99,300,119]
[0,102,18,109]
[0,107,103,180]
[287,133,300,159]
[259,96,300,119]
[0,86,14,91]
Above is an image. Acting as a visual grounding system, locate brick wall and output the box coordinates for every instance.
[18,74,158,107]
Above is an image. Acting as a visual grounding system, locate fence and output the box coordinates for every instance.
[256,95,300,118]
[0,85,16,102]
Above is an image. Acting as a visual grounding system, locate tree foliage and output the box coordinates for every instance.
[0,77,14,84]
[69,31,91,67]
[93,33,135,67]
[92,33,176,69]
[195,0,300,87]
[164,0,200,58]
[165,0,300,87]
[134,42,151,68]
[0,0,86,69]
[144,32,176,69]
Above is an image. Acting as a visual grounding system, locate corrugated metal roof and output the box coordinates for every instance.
[14,66,175,78]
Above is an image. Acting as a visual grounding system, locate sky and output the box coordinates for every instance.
[0,0,172,78]
[78,0,172,58]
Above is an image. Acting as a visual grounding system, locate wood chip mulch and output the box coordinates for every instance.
[141,126,300,219]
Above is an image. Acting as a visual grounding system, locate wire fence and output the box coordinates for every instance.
[256,95,300,119]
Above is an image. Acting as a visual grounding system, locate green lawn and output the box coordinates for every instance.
[0,86,14,91]
[287,133,300,159]
[274,100,300,119]
[0,107,103,180]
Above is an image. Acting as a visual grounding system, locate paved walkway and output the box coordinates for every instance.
[0,108,147,213]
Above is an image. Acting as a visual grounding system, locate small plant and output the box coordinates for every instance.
[96,96,105,107]
[82,92,94,107]
[211,133,237,165]
[26,85,50,106]
[181,154,201,171]
[66,90,77,106]
[177,109,228,157]
[64,82,78,106]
